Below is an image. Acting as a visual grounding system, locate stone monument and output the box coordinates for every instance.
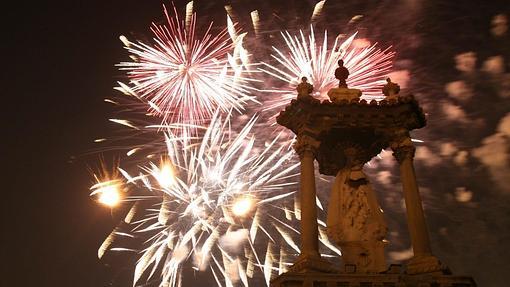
[270,69,477,286]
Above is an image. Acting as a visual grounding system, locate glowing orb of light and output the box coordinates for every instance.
[232,196,254,217]
[153,162,175,189]
[97,184,121,207]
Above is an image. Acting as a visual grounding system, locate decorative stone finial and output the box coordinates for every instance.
[296,76,314,100]
[328,60,362,103]
[382,77,400,98]
[335,59,350,88]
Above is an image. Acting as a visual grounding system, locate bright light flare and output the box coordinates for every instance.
[232,196,254,217]
[98,186,121,207]
[152,159,176,189]
[91,181,122,207]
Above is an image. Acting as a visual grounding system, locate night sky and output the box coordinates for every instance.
[4,0,510,286]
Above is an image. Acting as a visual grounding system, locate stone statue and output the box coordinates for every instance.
[335,60,350,88]
[326,148,387,273]
[296,76,314,100]
[382,77,400,99]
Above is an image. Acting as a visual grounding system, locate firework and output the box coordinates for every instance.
[117,3,257,134]
[260,27,395,114]
[92,3,400,286]
[96,113,325,286]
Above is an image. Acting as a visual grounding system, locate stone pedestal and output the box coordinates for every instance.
[293,135,336,273]
[328,88,362,103]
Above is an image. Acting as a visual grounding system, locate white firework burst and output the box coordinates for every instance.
[95,113,337,287]
[260,27,395,113]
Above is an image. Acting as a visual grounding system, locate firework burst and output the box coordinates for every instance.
[117,4,257,134]
[95,113,328,286]
[260,27,395,114]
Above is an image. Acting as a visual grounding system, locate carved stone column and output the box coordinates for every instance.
[294,135,321,259]
[391,130,443,274]
[292,135,334,273]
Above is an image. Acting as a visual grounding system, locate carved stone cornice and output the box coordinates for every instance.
[276,95,426,136]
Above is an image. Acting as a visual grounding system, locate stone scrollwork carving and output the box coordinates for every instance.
[390,129,413,148]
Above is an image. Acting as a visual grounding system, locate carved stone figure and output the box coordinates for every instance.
[326,147,387,273]
[335,60,350,88]
[296,76,314,100]
[382,77,400,99]
[329,60,362,102]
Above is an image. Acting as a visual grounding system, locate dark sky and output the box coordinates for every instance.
[4,0,510,286]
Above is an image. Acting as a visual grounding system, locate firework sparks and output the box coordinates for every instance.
[117,3,258,133]
[251,10,261,37]
[90,160,125,208]
[260,27,395,114]
[311,0,326,22]
[97,113,315,286]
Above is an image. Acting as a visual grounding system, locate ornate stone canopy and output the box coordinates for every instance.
[276,96,426,175]
[272,67,475,286]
